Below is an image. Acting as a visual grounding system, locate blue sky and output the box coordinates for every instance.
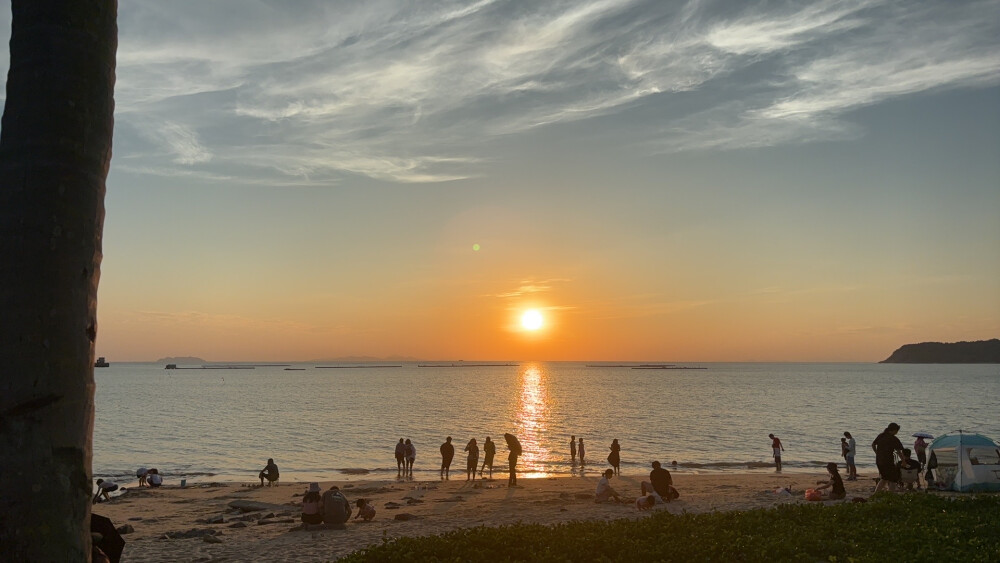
[3,1,998,361]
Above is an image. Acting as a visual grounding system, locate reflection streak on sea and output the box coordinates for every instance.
[515,364,552,478]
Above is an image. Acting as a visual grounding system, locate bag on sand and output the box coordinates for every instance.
[804,488,823,501]
[667,485,679,500]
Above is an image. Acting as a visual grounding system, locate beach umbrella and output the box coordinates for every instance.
[504,433,522,455]
[912,432,934,439]
[91,513,125,563]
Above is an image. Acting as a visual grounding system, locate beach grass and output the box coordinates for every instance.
[338,493,1000,562]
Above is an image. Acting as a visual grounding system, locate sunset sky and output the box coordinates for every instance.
[4,1,998,362]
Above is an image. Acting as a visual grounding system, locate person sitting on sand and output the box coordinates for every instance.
[465,438,479,481]
[897,448,922,491]
[322,485,352,526]
[815,462,846,500]
[595,469,622,503]
[136,467,149,487]
[93,479,119,503]
[481,436,496,478]
[147,468,162,488]
[395,438,406,475]
[355,498,376,521]
[635,494,656,510]
[640,460,673,503]
[259,458,279,487]
[301,483,324,525]
[440,436,455,479]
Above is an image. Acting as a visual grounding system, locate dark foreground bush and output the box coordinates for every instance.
[338,493,999,562]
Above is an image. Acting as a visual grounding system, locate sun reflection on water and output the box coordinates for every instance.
[514,363,552,478]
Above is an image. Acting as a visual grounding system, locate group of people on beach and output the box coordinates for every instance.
[299,482,374,527]
[768,422,932,501]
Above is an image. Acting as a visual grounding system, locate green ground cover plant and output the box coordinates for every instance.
[338,493,1000,562]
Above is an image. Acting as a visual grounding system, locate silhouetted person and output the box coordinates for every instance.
[395,438,406,475]
[505,433,522,486]
[844,431,858,481]
[321,485,352,528]
[872,423,904,492]
[440,436,455,479]
[259,458,279,486]
[640,461,673,502]
[570,435,577,464]
[578,437,586,465]
[608,439,621,475]
[768,434,784,472]
[92,479,118,503]
[815,462,846,500]
[404,439,416,476]
[481,436,496,478]
[465,438,479,480]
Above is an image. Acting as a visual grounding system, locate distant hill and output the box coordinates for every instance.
[880,339,1000,363]
[156,356,207,364]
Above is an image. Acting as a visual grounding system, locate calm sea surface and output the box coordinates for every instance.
[93,362,1000,484]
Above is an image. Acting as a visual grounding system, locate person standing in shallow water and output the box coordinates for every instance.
[465,438,479,480]
[608,439,621,475]
[578,437,586,465]
[394,438,406,476]
[768,434,784,472]
[440,436,455,479]
[404,439,416,477]
[481,436,496,478]
[570,435,577,464]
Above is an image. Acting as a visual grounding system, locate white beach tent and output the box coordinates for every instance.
[925,432,1000,492]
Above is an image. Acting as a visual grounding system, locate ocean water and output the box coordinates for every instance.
[93,362,1000,484]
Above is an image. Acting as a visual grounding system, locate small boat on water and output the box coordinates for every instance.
[95,357,110,368]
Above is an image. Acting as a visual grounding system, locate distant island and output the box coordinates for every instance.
[880,339,1000,363]
[157,356,207,364]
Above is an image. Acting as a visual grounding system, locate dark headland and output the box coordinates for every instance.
[880,339,1000,363]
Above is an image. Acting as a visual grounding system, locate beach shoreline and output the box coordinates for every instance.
[97,471,882,562]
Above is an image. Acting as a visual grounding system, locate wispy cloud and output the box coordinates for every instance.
[492,278,572,299]
[101,0,1000,183]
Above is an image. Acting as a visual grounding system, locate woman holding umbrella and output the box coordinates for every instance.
[504,433,522,486]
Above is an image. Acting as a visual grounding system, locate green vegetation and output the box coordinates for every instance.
[339,494,1000,562]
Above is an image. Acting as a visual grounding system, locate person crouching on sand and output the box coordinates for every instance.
[595,469,622,503]
[355,498,376,521]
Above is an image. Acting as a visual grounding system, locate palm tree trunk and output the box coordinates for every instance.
[0,1,117,559]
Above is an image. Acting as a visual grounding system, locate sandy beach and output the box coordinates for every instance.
[96,470,879,562]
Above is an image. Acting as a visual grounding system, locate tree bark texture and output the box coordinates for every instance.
[0,1,116,560]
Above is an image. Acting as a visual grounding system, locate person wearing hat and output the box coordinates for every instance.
[301,483,323,525]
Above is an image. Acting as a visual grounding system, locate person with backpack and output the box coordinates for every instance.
[322,485,352,527]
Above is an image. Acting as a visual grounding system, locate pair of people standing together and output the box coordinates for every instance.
[394,438,416,476]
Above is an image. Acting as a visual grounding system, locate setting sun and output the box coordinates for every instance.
[521,309,544,331]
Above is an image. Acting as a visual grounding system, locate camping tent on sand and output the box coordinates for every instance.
[925,432,1000,492]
